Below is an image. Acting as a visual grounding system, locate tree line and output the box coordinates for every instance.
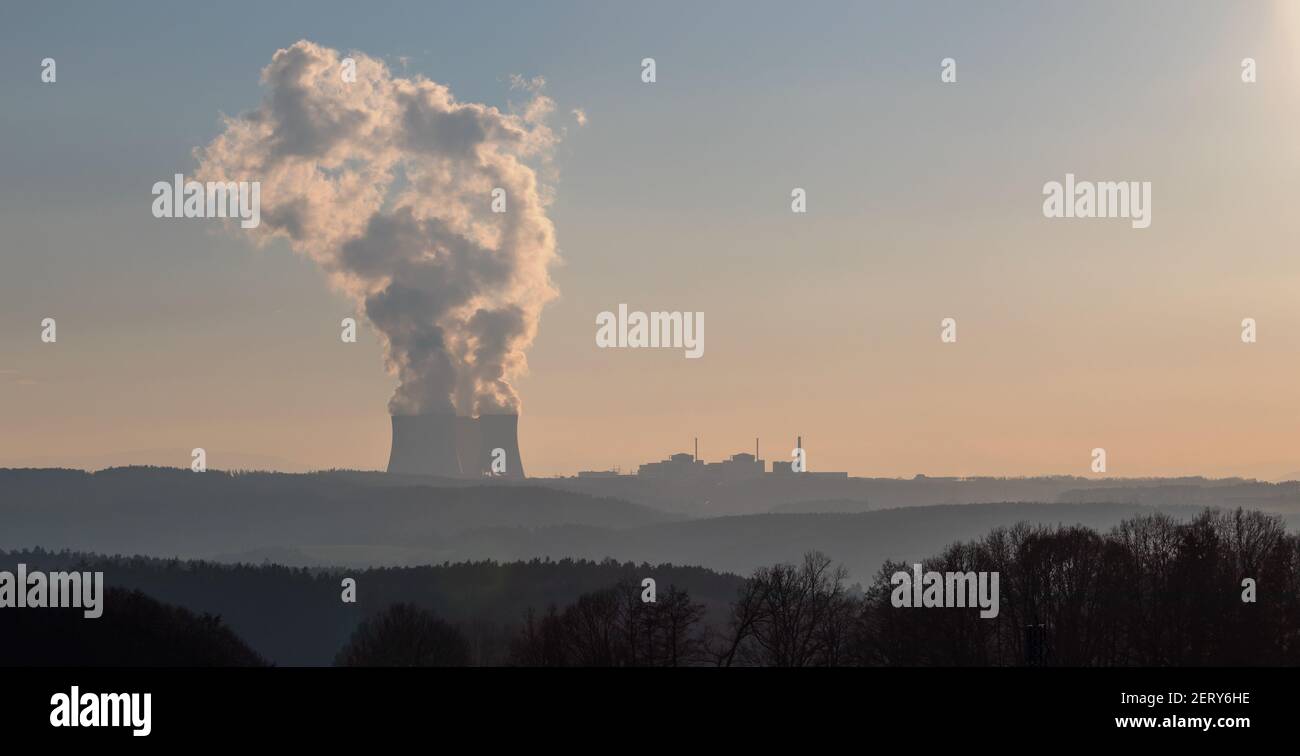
[493,508,1300,666]
[6,508,1297,666]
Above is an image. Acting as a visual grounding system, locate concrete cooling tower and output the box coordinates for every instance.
[386,414,462,478]
[386,413,525,479]
[454,416,484,477]
[476,413,525,479]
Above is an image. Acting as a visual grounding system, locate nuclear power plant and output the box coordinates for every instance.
[387,414,525,479]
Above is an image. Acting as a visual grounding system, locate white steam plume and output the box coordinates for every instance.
[195,40,560,416]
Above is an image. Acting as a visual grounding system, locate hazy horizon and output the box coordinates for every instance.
[2,453,1298,484]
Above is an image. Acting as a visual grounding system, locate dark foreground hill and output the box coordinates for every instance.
[512,508,1300,667]
[0,550,742,666]
[0,586,266,666]
[6,505,1298,667]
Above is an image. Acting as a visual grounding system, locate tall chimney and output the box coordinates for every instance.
[476,413,526,479]
[387,414,462,477]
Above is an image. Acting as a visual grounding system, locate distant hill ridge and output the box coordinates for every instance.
[3,467,1296,582]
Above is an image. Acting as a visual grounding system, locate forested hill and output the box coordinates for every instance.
[0,549,742,666]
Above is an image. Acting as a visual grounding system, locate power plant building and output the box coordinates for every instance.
[637,438,846,480]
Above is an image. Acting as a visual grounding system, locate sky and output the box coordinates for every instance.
[1,1,1298,479]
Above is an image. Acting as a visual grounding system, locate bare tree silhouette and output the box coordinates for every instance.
[334,603,470,667]
[712,551,855,667]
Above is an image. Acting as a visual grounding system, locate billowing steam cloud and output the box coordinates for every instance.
[195,40,560,415]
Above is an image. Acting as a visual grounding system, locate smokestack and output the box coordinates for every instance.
[387,414,462,477]
[476,413,525,479]
[694,437,698,462]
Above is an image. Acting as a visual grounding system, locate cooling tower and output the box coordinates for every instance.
[387,414,463,477]
[476,413,526,479]
[454,415,485,477]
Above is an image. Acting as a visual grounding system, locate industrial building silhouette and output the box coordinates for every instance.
[388,419,842,482]
[621,437,847,480]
